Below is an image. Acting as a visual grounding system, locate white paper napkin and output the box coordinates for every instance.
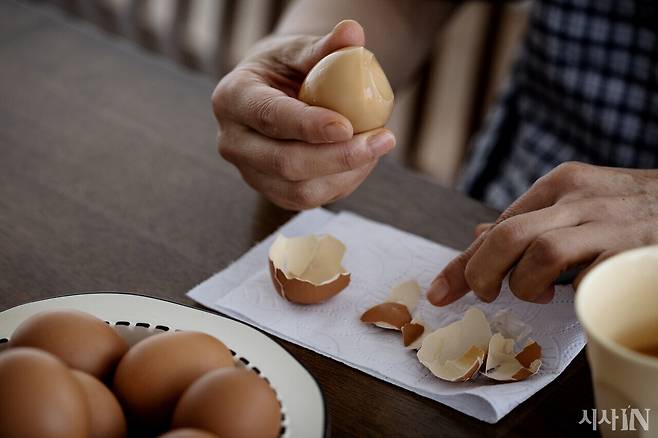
[188,209,586,423]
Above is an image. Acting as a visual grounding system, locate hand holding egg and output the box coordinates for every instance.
[212,20,395,210]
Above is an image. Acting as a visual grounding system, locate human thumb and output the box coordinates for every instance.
[297,19,366,72]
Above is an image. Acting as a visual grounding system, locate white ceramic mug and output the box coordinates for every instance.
[576,245,658,437]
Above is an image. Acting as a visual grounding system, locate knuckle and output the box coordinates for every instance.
[338,144,363,170]
[529,174,552,198]
[289,182,321,209]
[464,262,494,298]
[299,107,319,141]
[271,149,298,180]
[528,235,564,268]
[249,95,280,136]
[556,161,587,175]
[491,219,526,249]
[552,161,589,189]
[211,75,235,118]
[216,131,234,162]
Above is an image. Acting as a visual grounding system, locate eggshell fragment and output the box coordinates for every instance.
[387,280,421,312]
[490,309,533,346]
[299,46,394,134]
[483,333,542,382]
[72,370,127,438]
[9,309,128,380]
[361,302,412,330]
[401,318,429,350]
[268,233,350,304]
[360,280,422,330]
[417,307,492,382]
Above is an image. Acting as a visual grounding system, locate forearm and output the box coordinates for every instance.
[276,0,458,89]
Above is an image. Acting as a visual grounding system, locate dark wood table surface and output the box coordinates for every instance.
[0,1,597,436]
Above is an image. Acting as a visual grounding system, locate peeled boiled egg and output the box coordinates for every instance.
[72,370,127,438]
[113,331,234,431]
[299,46,394,134]
[0,347,90,438]
[9,309,128,380]
[172,368,280,438]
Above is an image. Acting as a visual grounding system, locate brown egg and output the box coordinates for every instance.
[299,46,394,134]
[72,370,127,438]
[0,347,89,438]
[9,309,128,380]
[172,368,281,438]
[113,331,234,431]
[158,429,218,438]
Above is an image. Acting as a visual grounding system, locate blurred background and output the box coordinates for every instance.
[31,0,531,188]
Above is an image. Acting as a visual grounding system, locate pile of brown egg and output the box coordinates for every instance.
[0,309,281,438]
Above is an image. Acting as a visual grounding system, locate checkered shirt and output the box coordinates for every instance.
[458,0,658,210]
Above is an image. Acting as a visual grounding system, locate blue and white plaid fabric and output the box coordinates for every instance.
[458,0,658,210]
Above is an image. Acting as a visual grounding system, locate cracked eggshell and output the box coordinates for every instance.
[360,302,412,330]
[268,233,350,304]
[299,46,394,134]
[490,309,533,346]
[417,307,492,382]
[401,318,429,350]
[387,280,421,311]
[360,280,420,330]
[483,333,542,382]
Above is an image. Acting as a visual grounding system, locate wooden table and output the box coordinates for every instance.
[0,2,597,436]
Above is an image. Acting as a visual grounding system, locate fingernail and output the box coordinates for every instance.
[367,131,396,155]
[323,121,351,142]
[333,19,351,32]
[428,276,450,305]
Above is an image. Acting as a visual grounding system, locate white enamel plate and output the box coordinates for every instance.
[0,292,327,438]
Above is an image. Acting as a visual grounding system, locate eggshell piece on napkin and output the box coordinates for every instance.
[483,333,542,382]
[417,307,492,382]
[401,318,429,349]
[387,280,421,312]
[490,309,533,346]
[268,233,350,304]
[360,302,412,330]
[360,280,421,330]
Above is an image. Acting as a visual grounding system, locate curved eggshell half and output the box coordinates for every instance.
[268,234,350,304]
